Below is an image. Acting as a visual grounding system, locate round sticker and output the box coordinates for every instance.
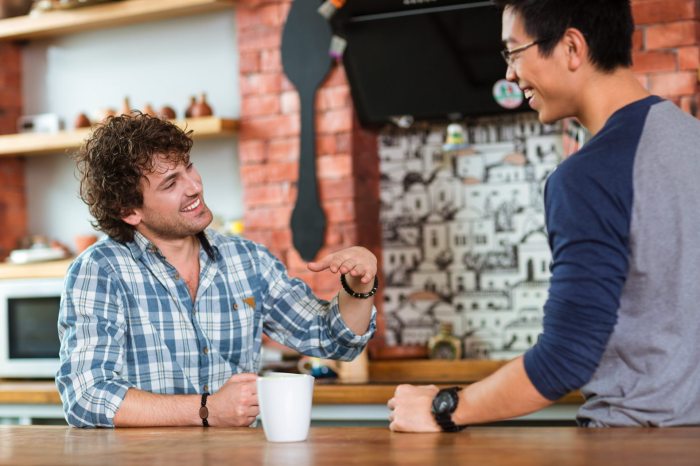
[492,79,524,109]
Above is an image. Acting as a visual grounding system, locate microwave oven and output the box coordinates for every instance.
[0,277,64,378]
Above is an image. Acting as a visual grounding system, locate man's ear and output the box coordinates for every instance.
[563,27,587,71]
[122,209,142,227]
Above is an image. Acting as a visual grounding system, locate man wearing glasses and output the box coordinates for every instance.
[389,0,700,430]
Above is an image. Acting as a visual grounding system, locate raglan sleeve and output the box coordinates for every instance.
[523,160,631,400]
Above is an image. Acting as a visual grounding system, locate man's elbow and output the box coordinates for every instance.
[60,394,115,428]
[63,403,100,428]
[524,342,601,401]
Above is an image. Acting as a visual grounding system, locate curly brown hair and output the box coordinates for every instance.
[75,113,194,243]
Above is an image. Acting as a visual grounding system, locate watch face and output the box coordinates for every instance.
[432,390,456,415]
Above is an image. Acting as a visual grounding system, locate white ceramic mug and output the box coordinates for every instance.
[257,373,314,442]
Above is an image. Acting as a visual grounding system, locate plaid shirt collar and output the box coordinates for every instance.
[126,230,219,262]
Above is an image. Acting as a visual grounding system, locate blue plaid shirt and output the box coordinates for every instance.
[56,229,376,427]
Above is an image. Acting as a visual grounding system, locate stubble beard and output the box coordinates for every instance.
[141,203,214,240]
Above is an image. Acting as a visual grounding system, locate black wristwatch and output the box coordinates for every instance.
[199,392,210,427]
[431,386,467,432]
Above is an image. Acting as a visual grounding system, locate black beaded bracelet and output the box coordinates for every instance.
[340,274,379,299]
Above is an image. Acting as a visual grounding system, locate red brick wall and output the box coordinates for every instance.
[235,0,385,347]
[0,42,26,260]
[632,0,700,113]
[235,1,383,326]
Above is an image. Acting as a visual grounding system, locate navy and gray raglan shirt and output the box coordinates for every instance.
[524,95,700,427]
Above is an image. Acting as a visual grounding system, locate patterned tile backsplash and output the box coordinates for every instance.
[379,114,563,360]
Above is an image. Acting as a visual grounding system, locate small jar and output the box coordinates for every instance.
[428,322,462,360]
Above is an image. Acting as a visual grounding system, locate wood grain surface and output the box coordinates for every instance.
[0,425,699,465]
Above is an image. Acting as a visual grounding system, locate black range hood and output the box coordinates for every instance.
[331,0,531,128]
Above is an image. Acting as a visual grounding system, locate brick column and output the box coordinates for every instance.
[0,43,26,260]
[235,0,385,348]
[235,1,382,305]
[632,0,700,113]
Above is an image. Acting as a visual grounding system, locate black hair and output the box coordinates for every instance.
[492,0,633,72]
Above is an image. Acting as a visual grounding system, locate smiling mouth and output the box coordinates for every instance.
[523,88,534,100]
[181,197,201,212]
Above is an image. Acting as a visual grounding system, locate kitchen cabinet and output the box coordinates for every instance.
[0,0,234,41]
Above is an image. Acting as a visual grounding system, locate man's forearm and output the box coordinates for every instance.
[113,388,202,427]
[452,356,553,425]
[338,275,374,335]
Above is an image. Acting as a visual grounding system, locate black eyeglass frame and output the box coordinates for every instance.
[500,39,546,65]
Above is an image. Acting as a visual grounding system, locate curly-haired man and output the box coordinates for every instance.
[389,0,700,430]
[57,114,377,427]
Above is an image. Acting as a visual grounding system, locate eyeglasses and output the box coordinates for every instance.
[500,40,544,66]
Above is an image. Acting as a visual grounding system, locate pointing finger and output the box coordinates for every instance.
[307,254,333,272]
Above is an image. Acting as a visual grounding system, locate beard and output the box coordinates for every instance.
[137,202,214,240]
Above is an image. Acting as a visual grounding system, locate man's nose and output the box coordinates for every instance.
[505,63,517,82]
[184,175,202,195]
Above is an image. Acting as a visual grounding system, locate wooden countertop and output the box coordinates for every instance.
[1,426,699,465]
[0,380,583,405]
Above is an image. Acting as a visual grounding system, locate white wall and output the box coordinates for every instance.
[21,11,242,249]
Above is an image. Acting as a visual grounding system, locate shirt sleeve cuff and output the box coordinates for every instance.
[101,380,133,427]
[328,294,377,348]
[64,379,134,428]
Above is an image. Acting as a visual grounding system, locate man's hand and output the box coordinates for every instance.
[308,246,377,289]
[308,246,377,335]
[208,373,259,427]
[387,384,441,432]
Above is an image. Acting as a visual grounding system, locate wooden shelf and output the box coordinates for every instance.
[0,380,583,406]
[369,359,509,384]
[0,0,235,41]
[368,360,583,404]
[0,382,395,406]
[0,259,72,280]
[0,116,238,157]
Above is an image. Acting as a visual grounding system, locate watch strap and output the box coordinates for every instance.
[434,412,467,432]
[432,386,467,432]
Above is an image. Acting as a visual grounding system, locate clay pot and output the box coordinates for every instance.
[184,95,196,118]
[159,105,176,120]
[73,112,91,129]
[97,108,116,122]
[74,234,98,254]
[190,92,213,117]
[0,0,33,18]
[142,103,157,117]
[120,96,133,116]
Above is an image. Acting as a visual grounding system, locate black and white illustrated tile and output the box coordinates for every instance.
[380,116,563,359]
